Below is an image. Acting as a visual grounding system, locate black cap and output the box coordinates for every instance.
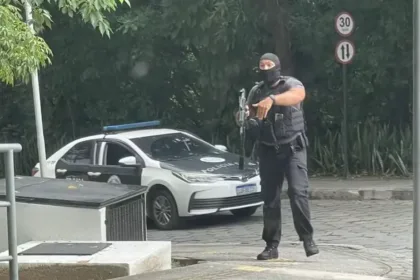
[260,53,280,68]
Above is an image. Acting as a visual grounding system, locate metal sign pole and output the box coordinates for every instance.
[334,39,355,178]
[23,0,48,177]
[413,0,420,277]
[5,150,19,280]
[342,64,349,178]
[335,11,355,179]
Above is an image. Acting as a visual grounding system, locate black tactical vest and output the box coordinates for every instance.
[248,77,306,146]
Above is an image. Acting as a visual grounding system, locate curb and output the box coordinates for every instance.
[280,189,413,200]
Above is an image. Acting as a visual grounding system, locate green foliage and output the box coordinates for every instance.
[48,0,131,36]
[0,0,130,85]
[0,0,414,178]
[310,120,412,177]
[115,0,273,143]
[0,4,51,85]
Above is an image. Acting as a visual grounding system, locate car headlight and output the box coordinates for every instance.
[172,172,225,183]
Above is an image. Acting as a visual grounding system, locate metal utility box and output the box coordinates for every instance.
[0,176,147,252]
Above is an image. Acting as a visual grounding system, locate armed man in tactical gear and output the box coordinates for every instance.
[237,53,319,260]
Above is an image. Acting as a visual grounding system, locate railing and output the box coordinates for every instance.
[0,144,22,280]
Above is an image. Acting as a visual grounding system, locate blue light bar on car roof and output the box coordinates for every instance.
[102,120,161,132]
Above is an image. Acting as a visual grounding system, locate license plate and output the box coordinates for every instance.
[236,184,257,196]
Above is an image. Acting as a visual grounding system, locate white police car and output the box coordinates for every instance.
[32,121,263,230]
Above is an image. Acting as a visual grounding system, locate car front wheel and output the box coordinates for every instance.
[150,189,181,230]
[231,206,259,217]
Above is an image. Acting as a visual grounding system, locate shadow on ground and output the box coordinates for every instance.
[147,212,262,230]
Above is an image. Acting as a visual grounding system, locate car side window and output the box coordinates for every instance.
[61,141,94,164]
[104,142,136,166]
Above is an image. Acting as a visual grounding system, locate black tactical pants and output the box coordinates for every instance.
[258,142,314,247]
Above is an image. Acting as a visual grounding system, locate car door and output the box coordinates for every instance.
[55,140,97,181]
[87,139,143,186]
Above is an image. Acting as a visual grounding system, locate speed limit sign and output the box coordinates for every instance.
[335,12,355,37]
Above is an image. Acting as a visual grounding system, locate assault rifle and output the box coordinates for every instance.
[238,88,247,170]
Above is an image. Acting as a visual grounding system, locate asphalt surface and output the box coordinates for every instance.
[147,200,413,277]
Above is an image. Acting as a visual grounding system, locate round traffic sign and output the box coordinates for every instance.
[335,39,355,64]
[335,12,355,37]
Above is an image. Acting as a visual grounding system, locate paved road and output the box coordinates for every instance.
[148,200,413,259]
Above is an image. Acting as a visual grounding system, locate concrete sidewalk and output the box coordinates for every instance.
[114,242,411,280]
[297,177,412,200]
[115,263,390,280]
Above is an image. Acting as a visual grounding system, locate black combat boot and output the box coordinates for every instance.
[303,237,319,257]
[257,245,279,260]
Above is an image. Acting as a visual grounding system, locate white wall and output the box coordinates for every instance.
[0,202,106,251]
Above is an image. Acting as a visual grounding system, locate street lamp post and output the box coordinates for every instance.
[23,0,47,177]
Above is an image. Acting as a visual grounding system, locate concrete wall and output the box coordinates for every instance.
[0,202,106,251]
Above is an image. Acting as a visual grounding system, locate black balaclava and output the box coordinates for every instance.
[259,53,281,86]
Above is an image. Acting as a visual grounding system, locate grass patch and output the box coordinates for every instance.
[309,119,412,177]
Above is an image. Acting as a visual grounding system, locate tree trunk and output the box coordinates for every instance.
[260,0,294,76]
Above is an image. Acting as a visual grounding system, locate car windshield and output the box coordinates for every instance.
[131,132,224,161]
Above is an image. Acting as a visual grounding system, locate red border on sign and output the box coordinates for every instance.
[335,11,355,37]
[335,39,355,65]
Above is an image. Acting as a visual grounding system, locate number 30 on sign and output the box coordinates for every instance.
[335,12,354,37]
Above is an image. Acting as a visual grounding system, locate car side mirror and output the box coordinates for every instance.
[118,156,138,166]
[214,144,228,152]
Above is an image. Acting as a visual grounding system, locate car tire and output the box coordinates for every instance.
[150,189,181,230]
[231,206,259,217]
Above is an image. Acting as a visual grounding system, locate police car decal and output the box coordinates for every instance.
[159,153,258,176]
[200,157,226,163]
[201,162,237,173]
